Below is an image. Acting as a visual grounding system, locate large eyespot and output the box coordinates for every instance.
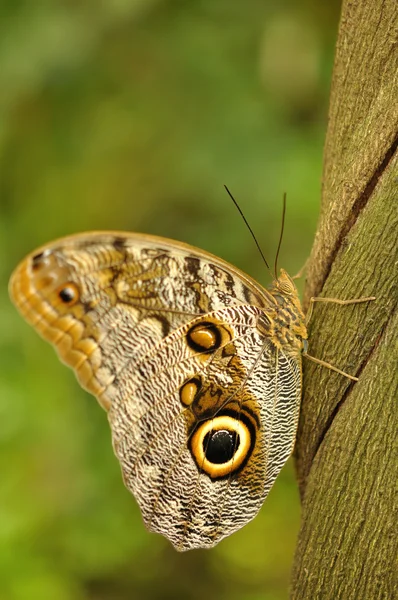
[57,283,80,306]
[180,377,202,407]
[186,322,222,353]
[189,413,255,479]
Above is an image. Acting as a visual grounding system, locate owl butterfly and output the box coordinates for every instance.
[9,230,374,550]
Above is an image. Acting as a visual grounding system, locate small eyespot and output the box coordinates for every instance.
[186,322,222,353]
[58,283,80,305]
[180,377,202,407]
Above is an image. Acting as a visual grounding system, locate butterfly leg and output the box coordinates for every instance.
[305,295,376,326]
[303,295,376,381]
[302,351,359,381]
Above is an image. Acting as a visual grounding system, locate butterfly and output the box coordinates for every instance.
[9,230,374,550]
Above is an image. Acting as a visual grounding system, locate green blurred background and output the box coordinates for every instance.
[0,1,341,599]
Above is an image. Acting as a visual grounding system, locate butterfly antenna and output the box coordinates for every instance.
[274,192,286,276]
[224,185,274,279]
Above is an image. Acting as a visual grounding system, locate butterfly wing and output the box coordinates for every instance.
[9,231,302,550]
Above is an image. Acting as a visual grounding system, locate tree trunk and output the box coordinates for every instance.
[291,0,398,598]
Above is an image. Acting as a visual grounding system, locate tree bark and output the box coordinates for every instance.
[291,1,398,598]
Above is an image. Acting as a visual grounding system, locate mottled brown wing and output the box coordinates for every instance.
[9,231,302,550]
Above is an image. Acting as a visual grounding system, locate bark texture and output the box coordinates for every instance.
[291,0,398,598]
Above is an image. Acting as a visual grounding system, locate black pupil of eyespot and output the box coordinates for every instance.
[203,429,239,464]
[59,287,75,303]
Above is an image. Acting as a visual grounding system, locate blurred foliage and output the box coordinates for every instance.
[0,1,341,599]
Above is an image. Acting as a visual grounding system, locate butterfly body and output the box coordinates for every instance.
[10,232,306,550]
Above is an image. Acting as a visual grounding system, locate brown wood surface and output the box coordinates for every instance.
[291,0,398,597]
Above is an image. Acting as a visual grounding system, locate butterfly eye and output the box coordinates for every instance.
[190,414,254,479]
[186,322,222,353]
[278,281,293,295]
[57,283,80,306]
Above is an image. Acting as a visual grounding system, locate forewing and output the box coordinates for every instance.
[9,232,265,409]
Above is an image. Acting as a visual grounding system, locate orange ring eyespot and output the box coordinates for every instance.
[186,322,222,353]
[180,377,202,407]
[189,412,255,479]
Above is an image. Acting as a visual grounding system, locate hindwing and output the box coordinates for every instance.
[9,231,303,550]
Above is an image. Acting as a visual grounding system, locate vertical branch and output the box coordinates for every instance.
[291,0,398,598]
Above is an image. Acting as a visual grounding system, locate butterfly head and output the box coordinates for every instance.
[273,268,298,296]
